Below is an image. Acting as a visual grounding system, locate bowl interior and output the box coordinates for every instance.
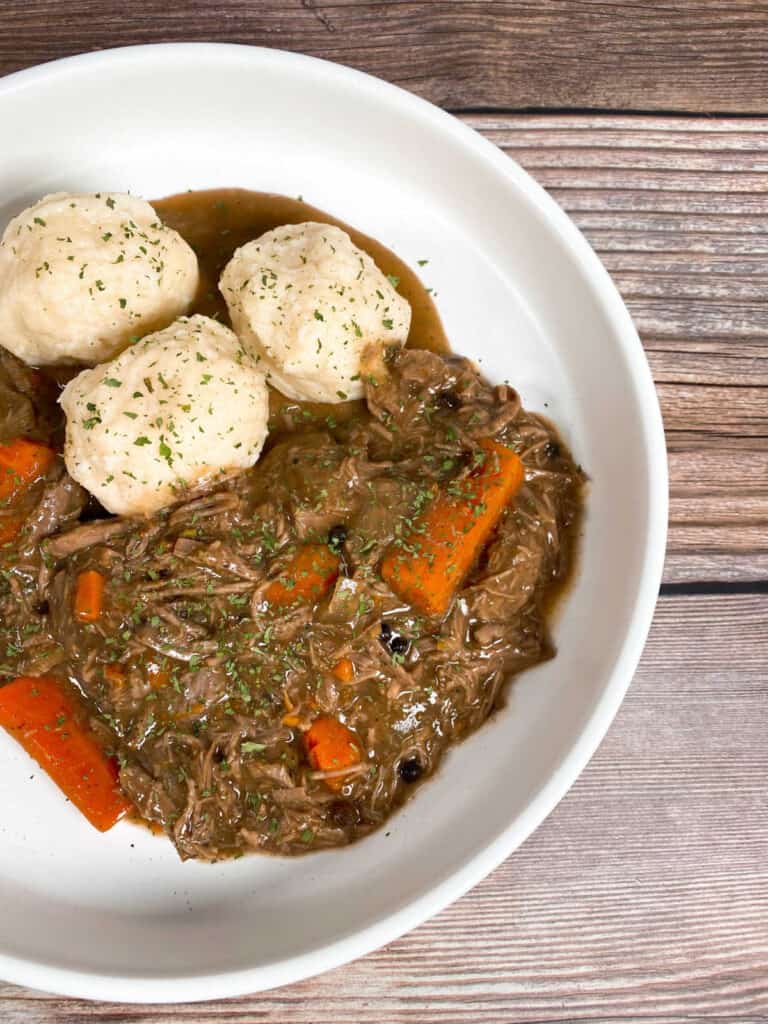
[0,45,666,1001]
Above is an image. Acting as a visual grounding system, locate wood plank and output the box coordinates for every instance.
[1,592,766,1021]
[666,449,768,583]
[465,114,768,585]
[2,1,768,114]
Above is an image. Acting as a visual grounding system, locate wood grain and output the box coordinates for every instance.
[1,1,768,114]
[1,592,766,1021]
[470,114,768,585]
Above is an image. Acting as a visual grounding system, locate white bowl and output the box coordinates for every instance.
[0,44,667,1002]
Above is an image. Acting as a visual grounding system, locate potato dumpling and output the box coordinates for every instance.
[220,222,411,403]
[0,192,199,366]
[60,315,269,516]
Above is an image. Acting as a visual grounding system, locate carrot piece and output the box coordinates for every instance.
[0,439,54,502]
[332,657,355,683]
[74,570,105,623]
[381,438,525,617]
[264,544,340,608]
[146,663,170,689]
[304,715,362,791]
[0,513,23,546]
[173,701,206,723]
[0,676,131,831]
[103,663,126,688]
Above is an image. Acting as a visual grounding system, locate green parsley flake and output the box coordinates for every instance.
[241,741,266,755]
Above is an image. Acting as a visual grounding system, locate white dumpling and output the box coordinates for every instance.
[0,192,199,366]
[60,315,269,516]
[220,222,411,403]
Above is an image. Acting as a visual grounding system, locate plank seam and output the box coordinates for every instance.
[660,581,768,596]
[451,107,768,118]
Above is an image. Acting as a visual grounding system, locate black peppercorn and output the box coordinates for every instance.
[379,622,410,657]
[436,389,461,411]
[390,634,409,656]
[328,524,348,551]
[544,440,561,459]
[399,757,423,783]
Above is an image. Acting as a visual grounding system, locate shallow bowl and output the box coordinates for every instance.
[0,43,667,1003]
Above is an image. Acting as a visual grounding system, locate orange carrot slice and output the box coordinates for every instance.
[305,715,362,791]
[0,439,54,502]
[0,513,23,546]
[0,676,131,831]
[75,570,106,623]
[381,438,525,617]
[264,544,340,608]
[332,657,355,683]
[103,663,126,688]
[146,663,170,689]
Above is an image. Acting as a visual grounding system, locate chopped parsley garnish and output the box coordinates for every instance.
[241,741,266,755]
[158,437,173,465]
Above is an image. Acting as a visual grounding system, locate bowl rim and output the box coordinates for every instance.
[0,41,668,1003]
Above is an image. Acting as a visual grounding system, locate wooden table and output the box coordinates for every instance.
[1,3,767,1021]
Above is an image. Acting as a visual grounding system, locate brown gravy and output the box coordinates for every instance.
[152,189,449,431]
[0,188,584,854]
[152,188,582,632]
[154,188,581,616]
